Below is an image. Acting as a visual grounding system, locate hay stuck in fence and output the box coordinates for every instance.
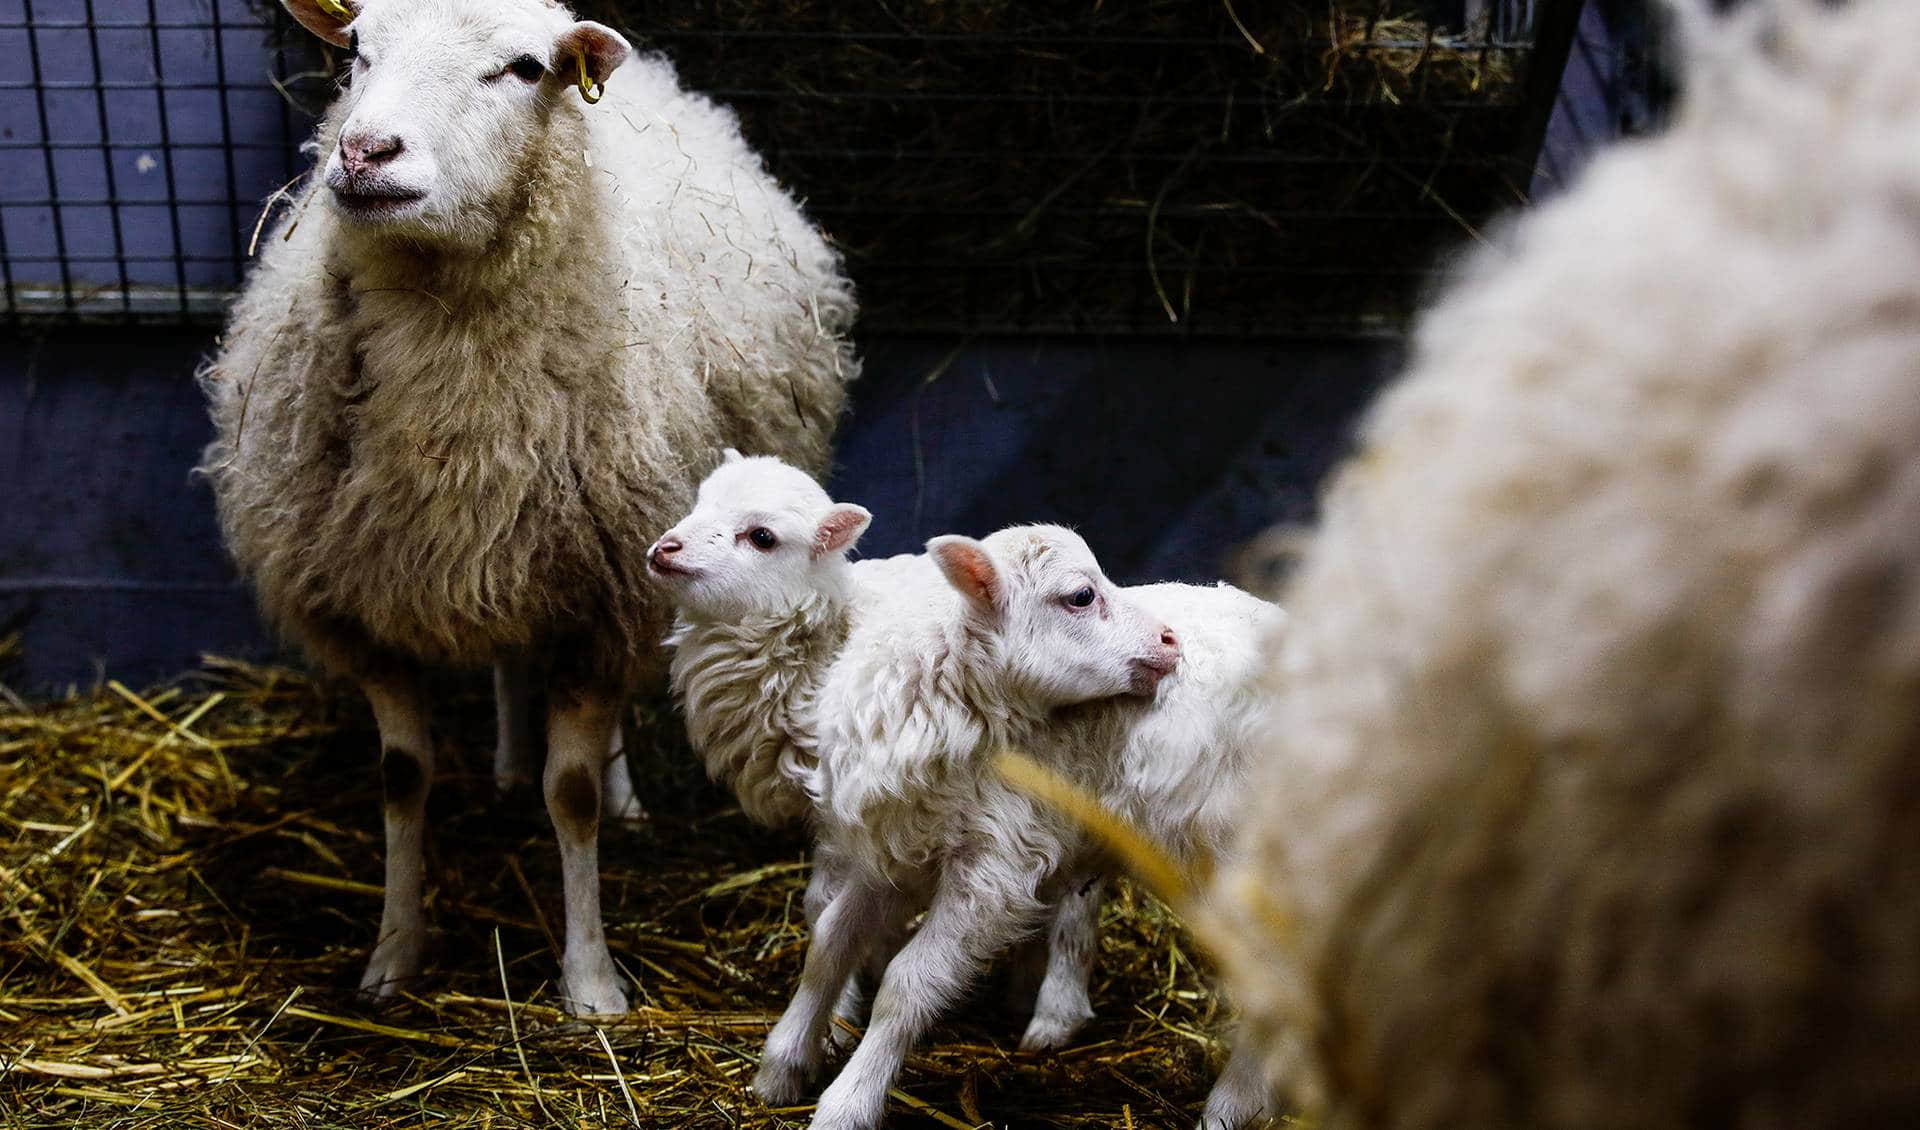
[0,656,1242,1127]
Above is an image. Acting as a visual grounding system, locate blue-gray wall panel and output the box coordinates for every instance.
[0,332,1397,690]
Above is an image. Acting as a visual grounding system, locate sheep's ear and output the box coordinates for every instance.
[813,504,871,560]
[930,535,1000,614]
[281,0,356,48]
[721,447,744,464]
[553,20,631,97]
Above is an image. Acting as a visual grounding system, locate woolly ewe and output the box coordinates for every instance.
[198,0,856,1016]
[1213,1,1920,1126]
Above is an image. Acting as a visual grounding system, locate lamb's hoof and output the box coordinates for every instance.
[561,958,629,1017]
[357,930,425,1000]
[749,1057,814,1106]
[809,1075,887,1130]
[1018,1006,1093,1052]
[827,1016,863,1053]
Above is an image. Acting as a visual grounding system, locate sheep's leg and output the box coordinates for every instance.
[753,875,898,1105]
[600,711,645,824]
[1198,1031,1271,1130]
[359,670,434,998]
[545,689,629,1016]
[809,866,1038,1130]
[1018,874,1103,1051]
[799,847,899,1049]
[493,657,534,795]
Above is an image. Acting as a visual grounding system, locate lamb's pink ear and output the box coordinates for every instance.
[553,21,631,96]
[813,504,871,560]
[929,536,1000,614]
[721,448,744,464]
[281,0,356,48]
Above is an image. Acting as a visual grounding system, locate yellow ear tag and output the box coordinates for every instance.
[316,0,353,22]
[575,50,603,104]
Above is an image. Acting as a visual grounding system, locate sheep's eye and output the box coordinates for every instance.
[748,527,779,551]
[507,54,545,82]
[1066,586,1096,609]
[348,30,358,54]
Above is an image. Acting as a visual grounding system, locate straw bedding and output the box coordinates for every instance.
[0,648,1244,1128]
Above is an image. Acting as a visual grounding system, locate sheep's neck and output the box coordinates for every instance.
[668,593,850,825]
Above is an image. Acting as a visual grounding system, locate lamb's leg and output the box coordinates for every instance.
[359,670,434,998]
[802,850,903,1049]
[753,875,898,1105]
[493,657,533,795]
[832,910,909,1050]
[1019,874,1103,1051]
[601,712,645,824]
[1198,1031,1272,1130]
[809,864,1039,1130]
[545,688,629,1016]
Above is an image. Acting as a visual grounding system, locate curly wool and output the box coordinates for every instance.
[666,592,847,826]
[199,46,856,682]
[1216,2,1920,1127]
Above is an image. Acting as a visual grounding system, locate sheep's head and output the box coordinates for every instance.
[647,450,872,623]
[282,0,629,248]
[929,526,1179,707]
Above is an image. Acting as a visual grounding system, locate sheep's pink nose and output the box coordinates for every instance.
[1160,627,1179,653]
[651,537,683,562]
[340,131,404,176]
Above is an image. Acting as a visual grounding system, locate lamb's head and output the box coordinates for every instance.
[282,0,629,248]
[930,526,1180,707]
[647,450,872,623]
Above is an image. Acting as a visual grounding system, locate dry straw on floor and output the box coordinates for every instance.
[0,648,1243,1128]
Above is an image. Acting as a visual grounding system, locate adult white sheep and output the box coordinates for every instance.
[1212,0,1920,1125]
[690,508,1279,1129]
[197,0,857,1016]
[648,452,1106,1053]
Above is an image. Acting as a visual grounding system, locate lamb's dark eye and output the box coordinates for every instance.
[1066,586,1096,609]
[748,527,778,551]
[348,30,358,53]
[507,54,545,82]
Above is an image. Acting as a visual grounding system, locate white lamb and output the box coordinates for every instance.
[1211,0,1920,1126]
[648,452,1105,1051]
[197,0,856,1016]
[706,504,1280,1129]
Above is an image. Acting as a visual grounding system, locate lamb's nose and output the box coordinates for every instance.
[1161,627,1179,653]
[340,131,404,176]
[651,537,683,562]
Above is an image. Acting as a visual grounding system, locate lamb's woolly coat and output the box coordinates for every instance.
[666,552,934,827]
[200,34,855,685]
[775,534,1282,1128]
[1216,2,1920,1126]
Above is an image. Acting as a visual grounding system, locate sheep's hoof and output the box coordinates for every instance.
[561,958,629,1017]
[749,1057,814,1106]
[601,757,647,825]
[1018,1006,1093,1052]
[357,930,425,1000]
[603,790,648,826]
[808,1076,886,1130]
[493,762,533,798]
[827,1016,864,1054]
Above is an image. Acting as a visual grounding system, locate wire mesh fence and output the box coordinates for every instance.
[1,0,1575,336]
[0,0,321,322]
